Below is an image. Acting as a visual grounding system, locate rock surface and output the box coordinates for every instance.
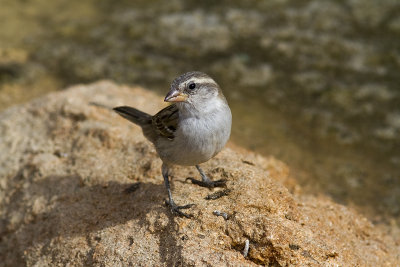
[2,0,400,230]
[0,81,398,266]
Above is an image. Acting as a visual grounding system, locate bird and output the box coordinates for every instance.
[113,71,232,218]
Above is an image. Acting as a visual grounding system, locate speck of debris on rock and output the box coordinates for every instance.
[241,160,255,166]
[128,237,134,246]
[289,244,300,250]
[205,189,231,200]
[213,210,229,220]
[124,182,140,194]
[242,239,250,257]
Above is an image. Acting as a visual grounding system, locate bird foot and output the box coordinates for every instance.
[165,200,195,218]
[186,177,227,188]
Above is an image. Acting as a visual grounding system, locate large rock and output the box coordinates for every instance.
[0,81,398,266]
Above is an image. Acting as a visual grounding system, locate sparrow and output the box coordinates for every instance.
[114,71,232,218]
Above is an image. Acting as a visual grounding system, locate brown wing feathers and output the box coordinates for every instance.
[152,104,179,140]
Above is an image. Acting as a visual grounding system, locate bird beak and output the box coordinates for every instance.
[164,89,188,102]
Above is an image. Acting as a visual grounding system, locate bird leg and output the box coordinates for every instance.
[186,165,227,188]
[162,164,194,218]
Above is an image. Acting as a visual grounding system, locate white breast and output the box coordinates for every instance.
[156,98,232,166]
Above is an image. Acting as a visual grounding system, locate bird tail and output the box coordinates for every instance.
[113,106,152,127]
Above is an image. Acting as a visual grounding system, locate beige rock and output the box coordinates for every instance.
[0,81,398,266]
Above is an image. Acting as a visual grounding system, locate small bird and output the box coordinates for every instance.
[114,71,232,217]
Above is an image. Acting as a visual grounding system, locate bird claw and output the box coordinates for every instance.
[186,177,227,188]
[165,200,195,218]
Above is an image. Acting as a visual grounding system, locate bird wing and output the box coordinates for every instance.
[152,104,179,140]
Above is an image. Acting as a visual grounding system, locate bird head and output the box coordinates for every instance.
[164,72,223,107]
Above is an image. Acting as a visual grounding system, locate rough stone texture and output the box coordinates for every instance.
[2,0,400,228]
[0,81,398,266]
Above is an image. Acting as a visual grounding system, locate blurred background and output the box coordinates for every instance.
[1,0,399,235]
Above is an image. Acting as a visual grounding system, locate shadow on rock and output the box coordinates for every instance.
[1,171,185,266]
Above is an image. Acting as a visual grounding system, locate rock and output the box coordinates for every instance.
[0,81,398,266]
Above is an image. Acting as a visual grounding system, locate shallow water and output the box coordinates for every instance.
[1,0,399,232]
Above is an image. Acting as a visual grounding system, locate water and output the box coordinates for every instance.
[1,0,399,234]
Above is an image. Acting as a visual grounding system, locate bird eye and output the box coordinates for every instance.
[188,82,196,90]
